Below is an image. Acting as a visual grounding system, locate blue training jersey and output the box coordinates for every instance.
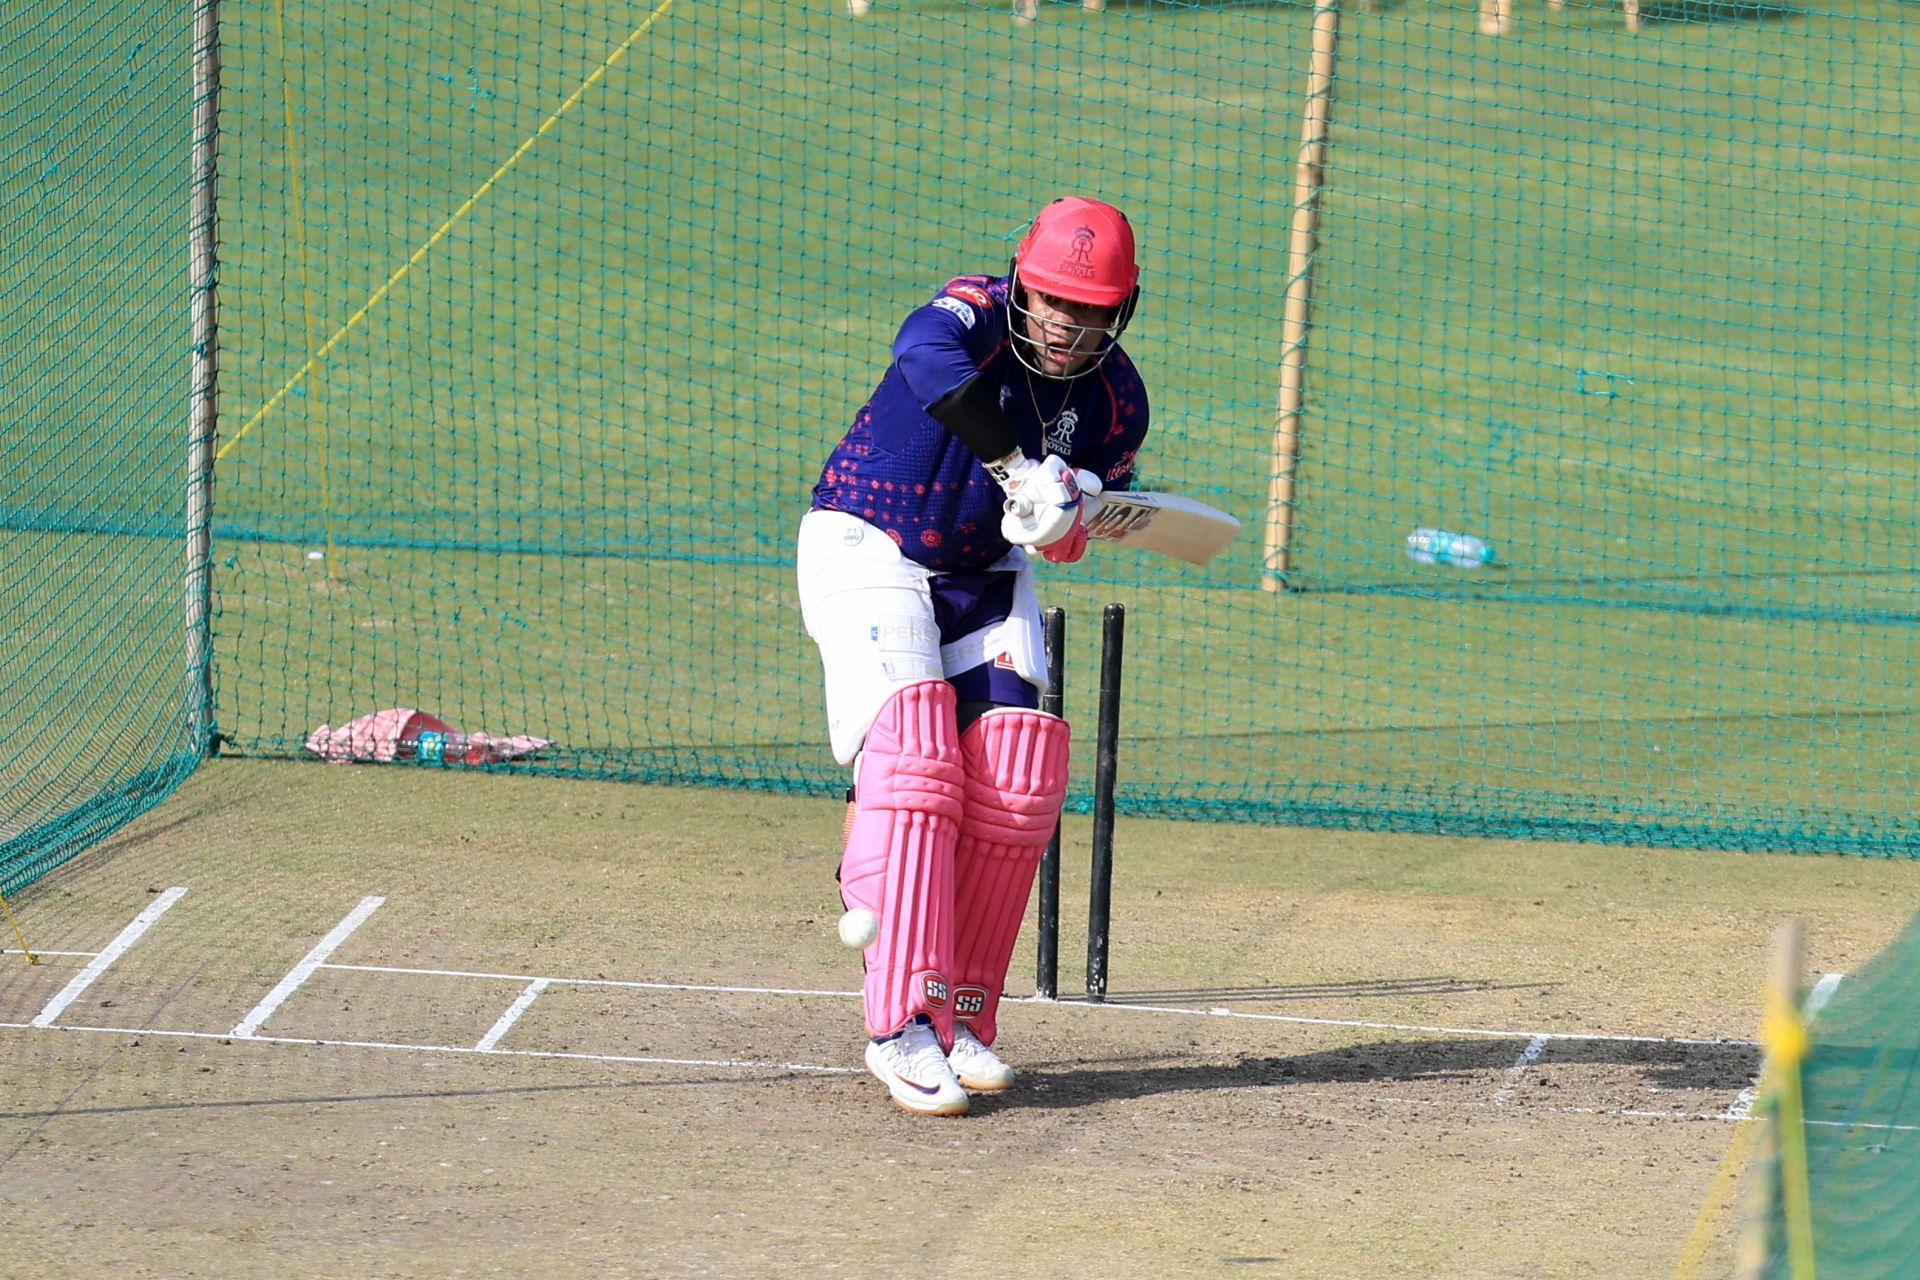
[810,274,1150,572]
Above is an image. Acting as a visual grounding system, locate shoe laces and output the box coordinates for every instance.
[894,1018,949,1067]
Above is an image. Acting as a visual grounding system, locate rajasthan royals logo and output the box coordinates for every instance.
[1045,408,1079,456]
[1060,226,1097,279]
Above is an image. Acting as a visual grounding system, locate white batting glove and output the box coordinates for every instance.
[994,454,1086,549]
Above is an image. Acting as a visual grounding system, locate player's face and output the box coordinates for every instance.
[1021,291,1119,377]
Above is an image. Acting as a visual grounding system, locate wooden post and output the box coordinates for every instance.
[187,0,221,756]
[1771,921,1817,1279]
[1735,921,1807,1276]
[1263,0,1341,590]
[1477,0,1510,34]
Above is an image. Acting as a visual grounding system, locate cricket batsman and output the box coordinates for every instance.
[795,197,1153,1115]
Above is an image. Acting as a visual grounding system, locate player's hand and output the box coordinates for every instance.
[1039,470,1102,563]
[1040,523,1088,564]
[997,455,1086,550]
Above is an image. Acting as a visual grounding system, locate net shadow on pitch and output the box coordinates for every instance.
[1082,976,1561,1005]
[1003,1035,1760,1109]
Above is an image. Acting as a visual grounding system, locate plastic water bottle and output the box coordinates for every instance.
[411,730,472,764]
[1405,527,1494,568]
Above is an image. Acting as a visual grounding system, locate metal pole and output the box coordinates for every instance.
[186,0,221,756]
[1086,603,1124,1001]
[1035,605,1065,999]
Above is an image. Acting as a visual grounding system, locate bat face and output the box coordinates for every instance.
[1080,492,1241,566]
[1082,499,1158,542]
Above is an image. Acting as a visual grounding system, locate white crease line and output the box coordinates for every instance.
[1490,1033,1550,1106]
[1,1020,858,1075]
[323,962,854,998]
[1807,971,1845,1017]
[1508,1034,1550,1074]
[9,935,1757,1086]
[319,966,1756,1051]
[1716,979,1843,1120]
[30,888,189,1028]
[3,949,101,958]
[475,978,550,1052]
[4,1019,1767,1113]
[232,896,385,1038]
[1038,997,1760,1049]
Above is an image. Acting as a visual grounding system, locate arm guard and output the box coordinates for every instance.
[926,370,1020,467]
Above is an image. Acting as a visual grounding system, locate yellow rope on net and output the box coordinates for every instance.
[217,0,683,464]
[0,888,40,965]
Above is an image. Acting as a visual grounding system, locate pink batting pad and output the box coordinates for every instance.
[950,708,1071,1045]
[838,681,967,1044]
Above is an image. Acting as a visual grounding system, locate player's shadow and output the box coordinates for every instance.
[1003,1035,1759,1111]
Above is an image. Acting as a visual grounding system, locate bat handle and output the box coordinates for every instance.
[1005,490,1102,521]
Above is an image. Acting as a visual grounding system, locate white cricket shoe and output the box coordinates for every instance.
[948,1023,1016,1092]
[864,1018,970,1116]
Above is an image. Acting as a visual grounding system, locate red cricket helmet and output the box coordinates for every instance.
[1012,197,1140,308]
[1008,197,1141,378]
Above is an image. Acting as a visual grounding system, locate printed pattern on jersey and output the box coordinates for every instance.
[811,274,1150,572]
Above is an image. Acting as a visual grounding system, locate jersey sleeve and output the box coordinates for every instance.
[889,277,1005,411]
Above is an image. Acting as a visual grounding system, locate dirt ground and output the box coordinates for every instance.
[4,759,1916,1278]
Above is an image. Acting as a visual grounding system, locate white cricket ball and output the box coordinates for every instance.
[837,908,879,949]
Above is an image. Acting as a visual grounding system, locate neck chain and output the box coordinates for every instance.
[1021,364,1072,442]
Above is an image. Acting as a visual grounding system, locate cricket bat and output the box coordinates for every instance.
[1080,490,1241,566]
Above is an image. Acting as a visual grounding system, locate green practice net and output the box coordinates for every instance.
[1759,909,1920,1276]
[9,0,1920,891]
[0,1,205,893]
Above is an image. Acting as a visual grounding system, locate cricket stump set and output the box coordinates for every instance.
[1033,601,1125,1003]
[1026,491,1236,998]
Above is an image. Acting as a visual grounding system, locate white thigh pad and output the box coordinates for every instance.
[937,554,1047,693]
[797,511,945,763]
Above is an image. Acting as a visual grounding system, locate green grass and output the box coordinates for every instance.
[10,0,1920,865]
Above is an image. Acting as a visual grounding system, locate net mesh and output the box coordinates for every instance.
[1759,909,1920,1276]
[9,0,1920,893]
[0,0,202,893]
